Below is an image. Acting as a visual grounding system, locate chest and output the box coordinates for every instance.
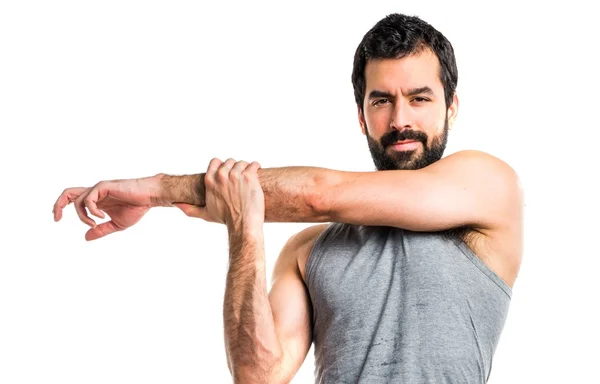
[306,229,471,319]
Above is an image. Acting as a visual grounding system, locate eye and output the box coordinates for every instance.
[373,98,389,106]
[412,97,430,103]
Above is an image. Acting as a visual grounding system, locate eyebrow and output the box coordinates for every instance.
[405,86,435,97]
[368,90,394,99]
[368,86,435,99]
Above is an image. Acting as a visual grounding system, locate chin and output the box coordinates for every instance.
[395,153,428,170]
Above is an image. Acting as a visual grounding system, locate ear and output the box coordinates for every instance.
[447,93,459,130]
[357,105,367,135]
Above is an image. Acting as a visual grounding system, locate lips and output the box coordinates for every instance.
[389,140,418,147]
[380,130,428,148]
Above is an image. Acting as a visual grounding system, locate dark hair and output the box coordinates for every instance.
[352,13,458,112]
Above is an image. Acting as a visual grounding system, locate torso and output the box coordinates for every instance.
[298,225,521,289]
[303,223,515,383]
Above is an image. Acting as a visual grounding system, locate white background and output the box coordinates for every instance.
[1,1,599,383]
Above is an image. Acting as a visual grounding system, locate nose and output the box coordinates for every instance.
[390,100,413,131]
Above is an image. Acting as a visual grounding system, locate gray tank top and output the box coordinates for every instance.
[305,223,512,383]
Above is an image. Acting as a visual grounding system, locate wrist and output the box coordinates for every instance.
[154,173,206,207]
[146,173,171,207]
[227,220,264,239]
[228,223,265,262]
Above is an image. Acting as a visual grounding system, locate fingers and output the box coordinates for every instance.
[205,158,223,187]
[207,158,261,184]
[236,161,261,189]
[206,157,223,175]
[53,186,106,226]
[227,160,261,180]
[194,158,262,225]
[173,203,209,220]
[73,182,114,228]
[210,159,262,185]
[74,191,97,228]
[230,160,250,179]
[216,158,237,183]
[83,187,106,220]
[85,221,121,241]
[246,161,262,175]
[53,187,88,222]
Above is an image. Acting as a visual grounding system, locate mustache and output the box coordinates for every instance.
[380,130,428,148]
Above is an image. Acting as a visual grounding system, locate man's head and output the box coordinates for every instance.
[352,14,459,170]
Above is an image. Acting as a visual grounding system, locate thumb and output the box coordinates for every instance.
[85,221,122,241]
[173,203,210,220]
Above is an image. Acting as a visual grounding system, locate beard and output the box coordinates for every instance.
[366,117,449,171]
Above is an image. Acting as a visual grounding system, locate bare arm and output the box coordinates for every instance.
[204,159,313,383]
[160,164,328,223]
[317,150,523,232]
[163,151,522,232]
[224,226,281,383]
[224,225,315,384]
[54,151,521,243]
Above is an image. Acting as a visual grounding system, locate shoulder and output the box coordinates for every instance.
[435,150,524,222]
[440,151,524,286]
[433,149,521,183]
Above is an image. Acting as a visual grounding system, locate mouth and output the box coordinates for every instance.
[389,140,420,151]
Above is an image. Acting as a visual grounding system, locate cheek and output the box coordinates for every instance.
[416,109,445,133]
[365,110,391,134]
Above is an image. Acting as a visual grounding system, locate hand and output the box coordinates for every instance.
[175,158,264,230]
[53,175,163,241]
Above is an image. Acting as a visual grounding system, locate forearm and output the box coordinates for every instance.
[157,167,331,222]
[157,173,207,207]
[223,226,282,383]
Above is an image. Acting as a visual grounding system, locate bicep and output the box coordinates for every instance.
[321,150,522,232]
[268,231,315,383]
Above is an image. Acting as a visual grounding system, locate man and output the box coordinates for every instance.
[53,13,523,383]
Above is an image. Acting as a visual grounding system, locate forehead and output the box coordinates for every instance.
[364,49,442,92]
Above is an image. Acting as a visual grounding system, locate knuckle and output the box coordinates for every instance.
[205,166,218,178]
[229,172,241,182]
[232,161,247,172]
[204,175,215,187]
[216,169,229,182]
[242,170,255,181]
